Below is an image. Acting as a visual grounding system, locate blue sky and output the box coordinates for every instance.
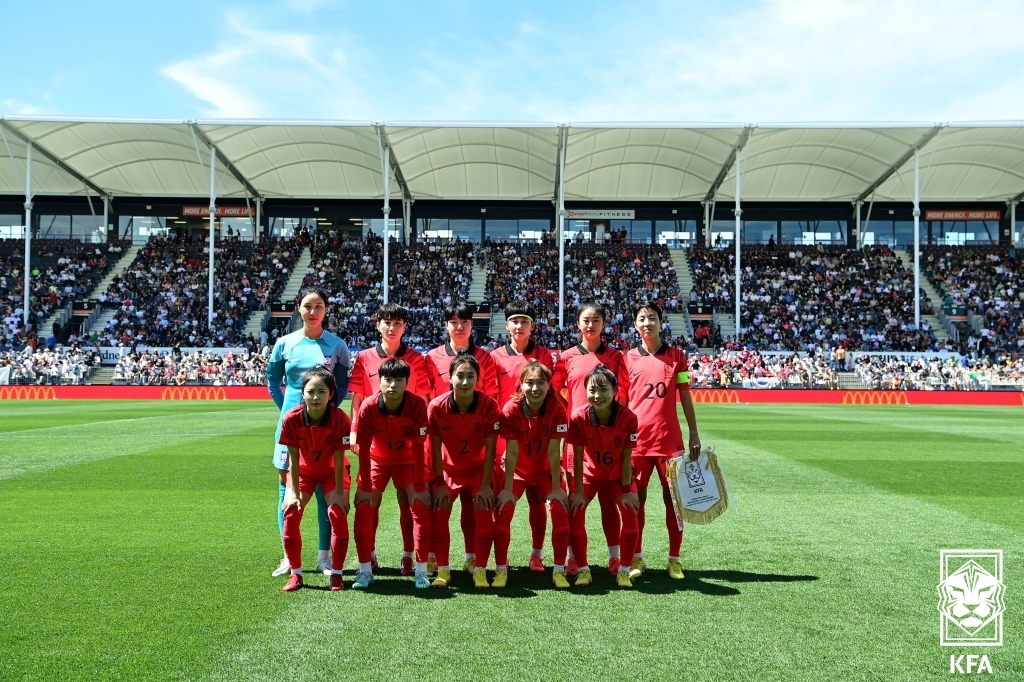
[4,0,1023,122]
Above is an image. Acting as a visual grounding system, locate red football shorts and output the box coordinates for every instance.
[367,461,416,492]
[442,466,503,498]
[512,470,565,499]
[293,463,351,495]
[634,455,672,488]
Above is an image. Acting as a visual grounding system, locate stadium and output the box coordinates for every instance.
[1,116,1019,680]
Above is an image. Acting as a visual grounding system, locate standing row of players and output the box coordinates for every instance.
[269,291,700,591]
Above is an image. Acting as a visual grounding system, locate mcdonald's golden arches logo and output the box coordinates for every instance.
[161,386,227,401]
[0,385,57,400]
[842,391,909,405]
[690,389,740,404]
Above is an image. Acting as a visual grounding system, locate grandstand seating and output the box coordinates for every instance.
[110,348,269,386]
[0,346,101,384]
[687,244,945,352]
[0,238,129,350]
[96,234,299,348]
[921,246,1022,354]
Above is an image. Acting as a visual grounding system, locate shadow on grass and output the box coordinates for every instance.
[632,568,819,596]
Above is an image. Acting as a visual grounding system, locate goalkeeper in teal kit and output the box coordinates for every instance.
[266,286,351,576]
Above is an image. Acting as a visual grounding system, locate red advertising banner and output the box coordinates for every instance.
[181,206,256,218]
[924,210,1002,221]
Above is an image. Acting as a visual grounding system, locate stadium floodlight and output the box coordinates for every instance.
[23,141,32,326]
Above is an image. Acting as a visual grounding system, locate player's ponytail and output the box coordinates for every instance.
[512,360,552,404]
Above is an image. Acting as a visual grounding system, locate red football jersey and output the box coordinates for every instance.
[490,340,557,406]
[565,403,638,483]
[427,391,502,478]
[623,343,690,458]
[278,404,352,480]
[425,340,499,401]
[349,342,433,401]
[499,394,568,479]
[551,343,629,419]
[355,392,429,489]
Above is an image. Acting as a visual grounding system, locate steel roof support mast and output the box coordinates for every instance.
[913,148,921,331]
[377,125,391,304]
[22,141,33,326]
[208,145,217,326]
[734,151,743,340]
[557,126,567,328]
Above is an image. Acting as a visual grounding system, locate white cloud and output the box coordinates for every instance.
[3,99,44,116]
[544,0,1024,122]
[161,12,368,119]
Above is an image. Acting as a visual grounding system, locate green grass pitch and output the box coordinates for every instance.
[0,400,1021,681]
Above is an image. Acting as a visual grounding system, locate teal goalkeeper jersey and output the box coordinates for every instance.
[266,329,351,469]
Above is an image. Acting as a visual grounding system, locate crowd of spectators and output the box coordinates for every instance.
[688,348,839,389]
[922,246,1023,355]
[0,345,100,385]
[96,234,300,348]
[0,239,128,350]
[304,235,479,349]
[852,353,1024,390]
[111,347,270,386]
[688,244,944,352]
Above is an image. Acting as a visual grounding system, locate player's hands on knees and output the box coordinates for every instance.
[547,488,569,512]
[282,488,301,512]
[432,486,451,510]
[354,489,374,507]
[496,489,516,513]
[689,435,702,461]
[475,486,497,511]
[618,491,640,512]
[568,491,588,514]
[408,485,431,509]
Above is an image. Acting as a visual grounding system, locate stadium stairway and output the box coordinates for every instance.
[716,313,736,339]
[468,263,487,305]
[669,248,695,338]
[895,250,948,341]
[90,366,116,385]
[490,310,506,341]
[42,244,140,338]
[279,246,311,303]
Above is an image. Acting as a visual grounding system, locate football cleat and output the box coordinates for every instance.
[351,571,374,590]
[414,573,432,590]
[607,557,621,575]
[492,568,508,589]
[668,558,685,580]
[616,569,633,589]
[272,557,291,578]
[574,568,592,587]
[463,557,477,573]
[552,571,571,589]
[330,573,344,591]
[281,573,303,592]
[566,556,579,576]
[317,556,333,575]
[473,567,490,589]
[629,557,646,580]
[432,567,452,589]
[400,556,414,576]
[529,555,545,572]
[427,556,438,574]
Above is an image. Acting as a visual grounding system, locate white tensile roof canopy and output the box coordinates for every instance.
[2,116,1023,204]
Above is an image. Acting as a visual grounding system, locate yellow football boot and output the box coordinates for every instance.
[463,557,477,573]
[492,568,508,589]
[552,571,571,589]
[431,567,451,589]
[629,557,646,580]
[668,558,685,580]
[473,567,490,589]
[574,568,592,587]
[616,569,633,589]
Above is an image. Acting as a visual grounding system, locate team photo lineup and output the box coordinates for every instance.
[269,287,700,592]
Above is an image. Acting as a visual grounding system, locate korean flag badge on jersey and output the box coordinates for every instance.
[321,356,334,371]
[630,434,638,442]
[419,427,428,436]
[493,421,501,431]
[341,435,351,445]
[556,424,568,433]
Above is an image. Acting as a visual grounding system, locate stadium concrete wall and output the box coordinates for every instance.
[0,386,1021,405]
